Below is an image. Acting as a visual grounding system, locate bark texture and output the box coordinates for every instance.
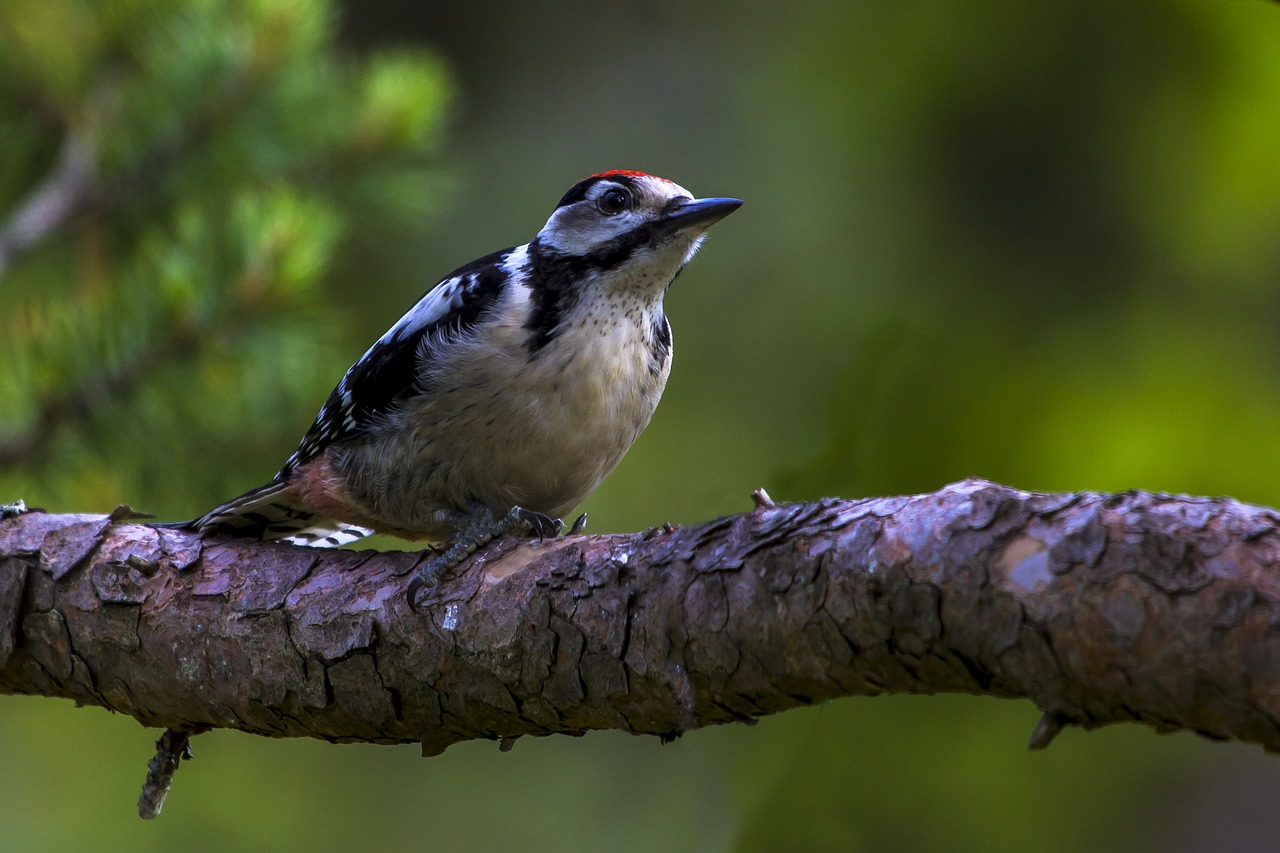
[3,478,1280,756]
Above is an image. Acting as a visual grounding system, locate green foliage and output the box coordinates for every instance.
[0,0,449,514]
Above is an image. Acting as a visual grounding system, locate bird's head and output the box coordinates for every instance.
[536,170,741,282]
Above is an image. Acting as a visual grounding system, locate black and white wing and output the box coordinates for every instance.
[170,247,517,546]
[280,247,516,477]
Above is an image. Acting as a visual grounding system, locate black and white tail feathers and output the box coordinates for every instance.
[158,480,372,548]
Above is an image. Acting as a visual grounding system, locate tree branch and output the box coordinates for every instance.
[4,478,1280,769]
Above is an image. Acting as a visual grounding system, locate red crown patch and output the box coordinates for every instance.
[589,169,653,180]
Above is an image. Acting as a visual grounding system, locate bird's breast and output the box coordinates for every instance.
[513,301,672,496]
[363,295,673,522]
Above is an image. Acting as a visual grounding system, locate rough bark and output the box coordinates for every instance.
[3,478,1280,760]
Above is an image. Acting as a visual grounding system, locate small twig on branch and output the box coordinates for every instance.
[137,729,199,820]
[5,478,1280,817]
[1027,712,1069,750]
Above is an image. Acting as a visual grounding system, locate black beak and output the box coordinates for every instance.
[657,197,743,235]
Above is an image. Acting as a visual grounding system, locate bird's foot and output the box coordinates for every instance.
[407,505,562,609]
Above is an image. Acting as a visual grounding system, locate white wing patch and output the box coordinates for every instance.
[382,275,470,345]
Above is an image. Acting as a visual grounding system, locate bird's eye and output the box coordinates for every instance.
[597,189,629,215]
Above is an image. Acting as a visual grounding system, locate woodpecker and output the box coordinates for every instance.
[164,170,741,604]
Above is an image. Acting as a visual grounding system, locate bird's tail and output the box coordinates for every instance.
[154,481,372,548]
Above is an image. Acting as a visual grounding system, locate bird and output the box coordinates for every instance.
[162,170,742,604]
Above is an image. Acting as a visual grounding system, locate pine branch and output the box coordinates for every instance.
[0,135,95,278]
[0,14,282,282]
[3,479,1280,813]
[0,323,200,470]
[0,191,342,470]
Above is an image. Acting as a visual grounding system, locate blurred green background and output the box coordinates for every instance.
[3,0,1280,849]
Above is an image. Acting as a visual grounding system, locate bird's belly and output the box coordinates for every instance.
[341,328,667,532]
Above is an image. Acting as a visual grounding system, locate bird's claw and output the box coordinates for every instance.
[406,570,438,612]
[512,507,561,540]
[407,505,566,610]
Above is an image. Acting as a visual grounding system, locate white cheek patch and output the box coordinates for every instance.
[602,210,646,241]
[540,207,645,255]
